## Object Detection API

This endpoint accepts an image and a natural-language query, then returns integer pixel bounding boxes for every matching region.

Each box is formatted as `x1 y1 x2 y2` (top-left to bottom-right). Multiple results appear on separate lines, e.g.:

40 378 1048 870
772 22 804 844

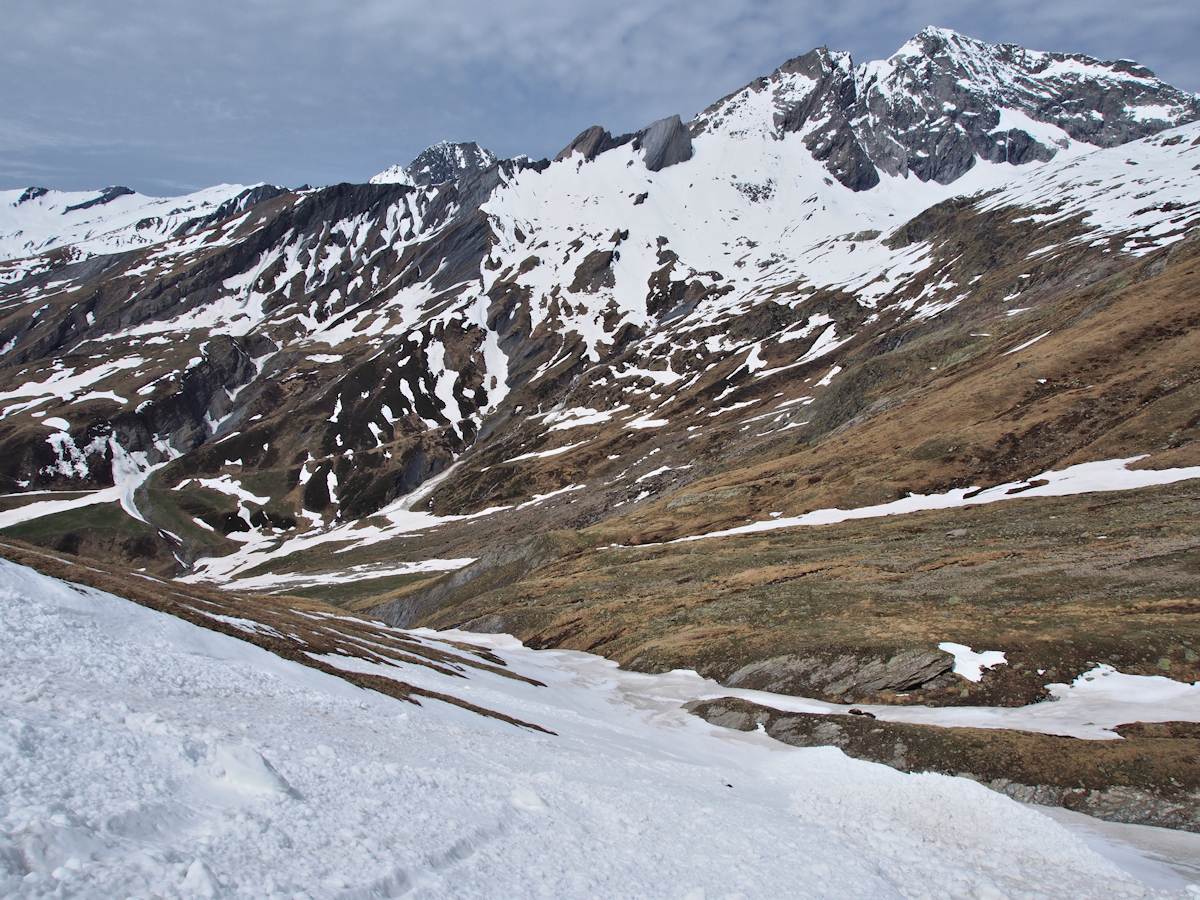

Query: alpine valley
4 26 1200 895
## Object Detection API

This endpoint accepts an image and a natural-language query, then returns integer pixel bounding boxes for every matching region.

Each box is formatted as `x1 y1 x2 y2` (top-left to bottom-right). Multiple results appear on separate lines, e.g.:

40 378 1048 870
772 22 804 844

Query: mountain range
1 25 1199 729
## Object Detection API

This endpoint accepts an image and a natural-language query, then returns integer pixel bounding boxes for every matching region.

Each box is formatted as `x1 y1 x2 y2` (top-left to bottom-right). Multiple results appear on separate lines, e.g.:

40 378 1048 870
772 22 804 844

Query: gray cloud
3 0 1197 193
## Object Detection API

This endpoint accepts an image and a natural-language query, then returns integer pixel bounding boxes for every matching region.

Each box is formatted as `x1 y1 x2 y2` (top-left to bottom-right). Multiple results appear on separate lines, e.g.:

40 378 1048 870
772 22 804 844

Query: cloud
2 0 1196 192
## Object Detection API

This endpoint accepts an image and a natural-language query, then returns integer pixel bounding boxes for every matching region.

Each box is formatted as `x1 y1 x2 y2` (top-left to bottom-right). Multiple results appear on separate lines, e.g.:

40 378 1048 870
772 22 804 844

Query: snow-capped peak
368 163 415 187
691 27 1200 191
370 140 498 187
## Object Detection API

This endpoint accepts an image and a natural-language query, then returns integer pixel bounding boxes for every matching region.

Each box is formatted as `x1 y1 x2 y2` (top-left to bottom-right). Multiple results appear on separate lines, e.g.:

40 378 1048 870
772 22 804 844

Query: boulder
636 115 694 172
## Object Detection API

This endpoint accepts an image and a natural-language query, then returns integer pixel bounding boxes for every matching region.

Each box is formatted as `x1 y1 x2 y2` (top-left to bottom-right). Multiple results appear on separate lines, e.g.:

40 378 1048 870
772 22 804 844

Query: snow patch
939 642 1008 682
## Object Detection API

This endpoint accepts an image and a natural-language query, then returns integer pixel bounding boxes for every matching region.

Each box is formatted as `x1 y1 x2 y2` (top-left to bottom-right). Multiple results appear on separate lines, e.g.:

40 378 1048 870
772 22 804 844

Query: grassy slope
403 240 1200 701
415 482 1200 701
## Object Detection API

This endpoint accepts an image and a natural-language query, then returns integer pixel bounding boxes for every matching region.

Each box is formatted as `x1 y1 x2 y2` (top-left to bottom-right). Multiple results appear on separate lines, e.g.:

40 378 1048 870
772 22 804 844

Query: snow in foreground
1 559 1197 898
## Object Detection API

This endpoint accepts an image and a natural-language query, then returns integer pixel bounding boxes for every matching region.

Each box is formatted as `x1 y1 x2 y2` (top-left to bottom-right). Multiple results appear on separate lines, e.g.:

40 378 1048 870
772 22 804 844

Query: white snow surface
219 557 475 592
732 663 1200 742
981 122 1200 256
3 557 1197 896
367 164 415 187
939 642 1008 682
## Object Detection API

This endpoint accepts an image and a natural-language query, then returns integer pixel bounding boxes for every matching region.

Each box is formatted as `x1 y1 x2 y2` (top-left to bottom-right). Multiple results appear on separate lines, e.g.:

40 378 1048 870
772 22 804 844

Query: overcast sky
4 0 1198 195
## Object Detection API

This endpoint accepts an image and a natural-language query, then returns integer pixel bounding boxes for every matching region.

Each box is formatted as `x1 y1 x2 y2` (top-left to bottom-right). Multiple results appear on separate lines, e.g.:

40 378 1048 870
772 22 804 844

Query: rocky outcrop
182 183 289 234
555 126 635 162
407 141 498 187
724 649 958 701
771 48 880 191
63 186 135 214
371 140 498 187
16 187 49 204
636 115 694 172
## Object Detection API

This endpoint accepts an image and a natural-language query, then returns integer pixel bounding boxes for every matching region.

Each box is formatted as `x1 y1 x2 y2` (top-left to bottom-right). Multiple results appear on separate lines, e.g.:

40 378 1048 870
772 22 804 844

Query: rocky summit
370 139 500 188
2 27 1200 836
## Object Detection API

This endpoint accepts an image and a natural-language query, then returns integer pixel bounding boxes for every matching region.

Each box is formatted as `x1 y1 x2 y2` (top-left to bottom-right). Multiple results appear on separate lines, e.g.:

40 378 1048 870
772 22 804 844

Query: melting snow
668 456 1200 544
1003 330 1051 355
939 642 1008 682
503 440 588 464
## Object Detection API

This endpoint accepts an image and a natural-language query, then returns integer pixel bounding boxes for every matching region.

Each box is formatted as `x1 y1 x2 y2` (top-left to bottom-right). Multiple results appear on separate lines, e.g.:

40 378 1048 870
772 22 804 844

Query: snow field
2 558 1197 897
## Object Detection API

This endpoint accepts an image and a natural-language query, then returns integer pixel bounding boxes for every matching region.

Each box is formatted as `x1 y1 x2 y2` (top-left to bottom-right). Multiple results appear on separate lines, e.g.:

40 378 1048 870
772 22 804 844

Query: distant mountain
0 183 280 279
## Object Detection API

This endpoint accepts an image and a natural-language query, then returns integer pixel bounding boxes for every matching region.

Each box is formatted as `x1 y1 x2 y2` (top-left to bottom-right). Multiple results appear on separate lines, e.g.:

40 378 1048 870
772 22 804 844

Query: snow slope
2 557 1197 896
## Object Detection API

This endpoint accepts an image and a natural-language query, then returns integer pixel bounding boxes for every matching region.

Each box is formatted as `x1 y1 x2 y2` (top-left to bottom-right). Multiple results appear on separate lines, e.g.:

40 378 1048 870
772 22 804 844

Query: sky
3 0 1198 195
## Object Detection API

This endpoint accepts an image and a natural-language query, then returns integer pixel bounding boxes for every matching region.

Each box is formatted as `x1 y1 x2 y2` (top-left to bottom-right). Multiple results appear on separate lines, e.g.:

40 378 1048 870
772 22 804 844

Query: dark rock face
369 140 501 187
636 115 694 172
182 184 289 234
16 187 49 204
405 141 498 187
555 126 635 162
848 27 1198 184
556 115 695 171
568 249 616 293
772 48 880 191
63 186 136 214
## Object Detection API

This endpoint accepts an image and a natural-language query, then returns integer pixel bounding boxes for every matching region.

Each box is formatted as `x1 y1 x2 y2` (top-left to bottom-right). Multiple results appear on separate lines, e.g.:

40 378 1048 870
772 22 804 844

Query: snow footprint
208 743 301 801
509 786 547 813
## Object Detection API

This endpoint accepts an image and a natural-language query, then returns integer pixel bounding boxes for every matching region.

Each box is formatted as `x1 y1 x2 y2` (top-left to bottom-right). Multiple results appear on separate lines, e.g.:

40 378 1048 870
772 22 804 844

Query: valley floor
2 558 1200 897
